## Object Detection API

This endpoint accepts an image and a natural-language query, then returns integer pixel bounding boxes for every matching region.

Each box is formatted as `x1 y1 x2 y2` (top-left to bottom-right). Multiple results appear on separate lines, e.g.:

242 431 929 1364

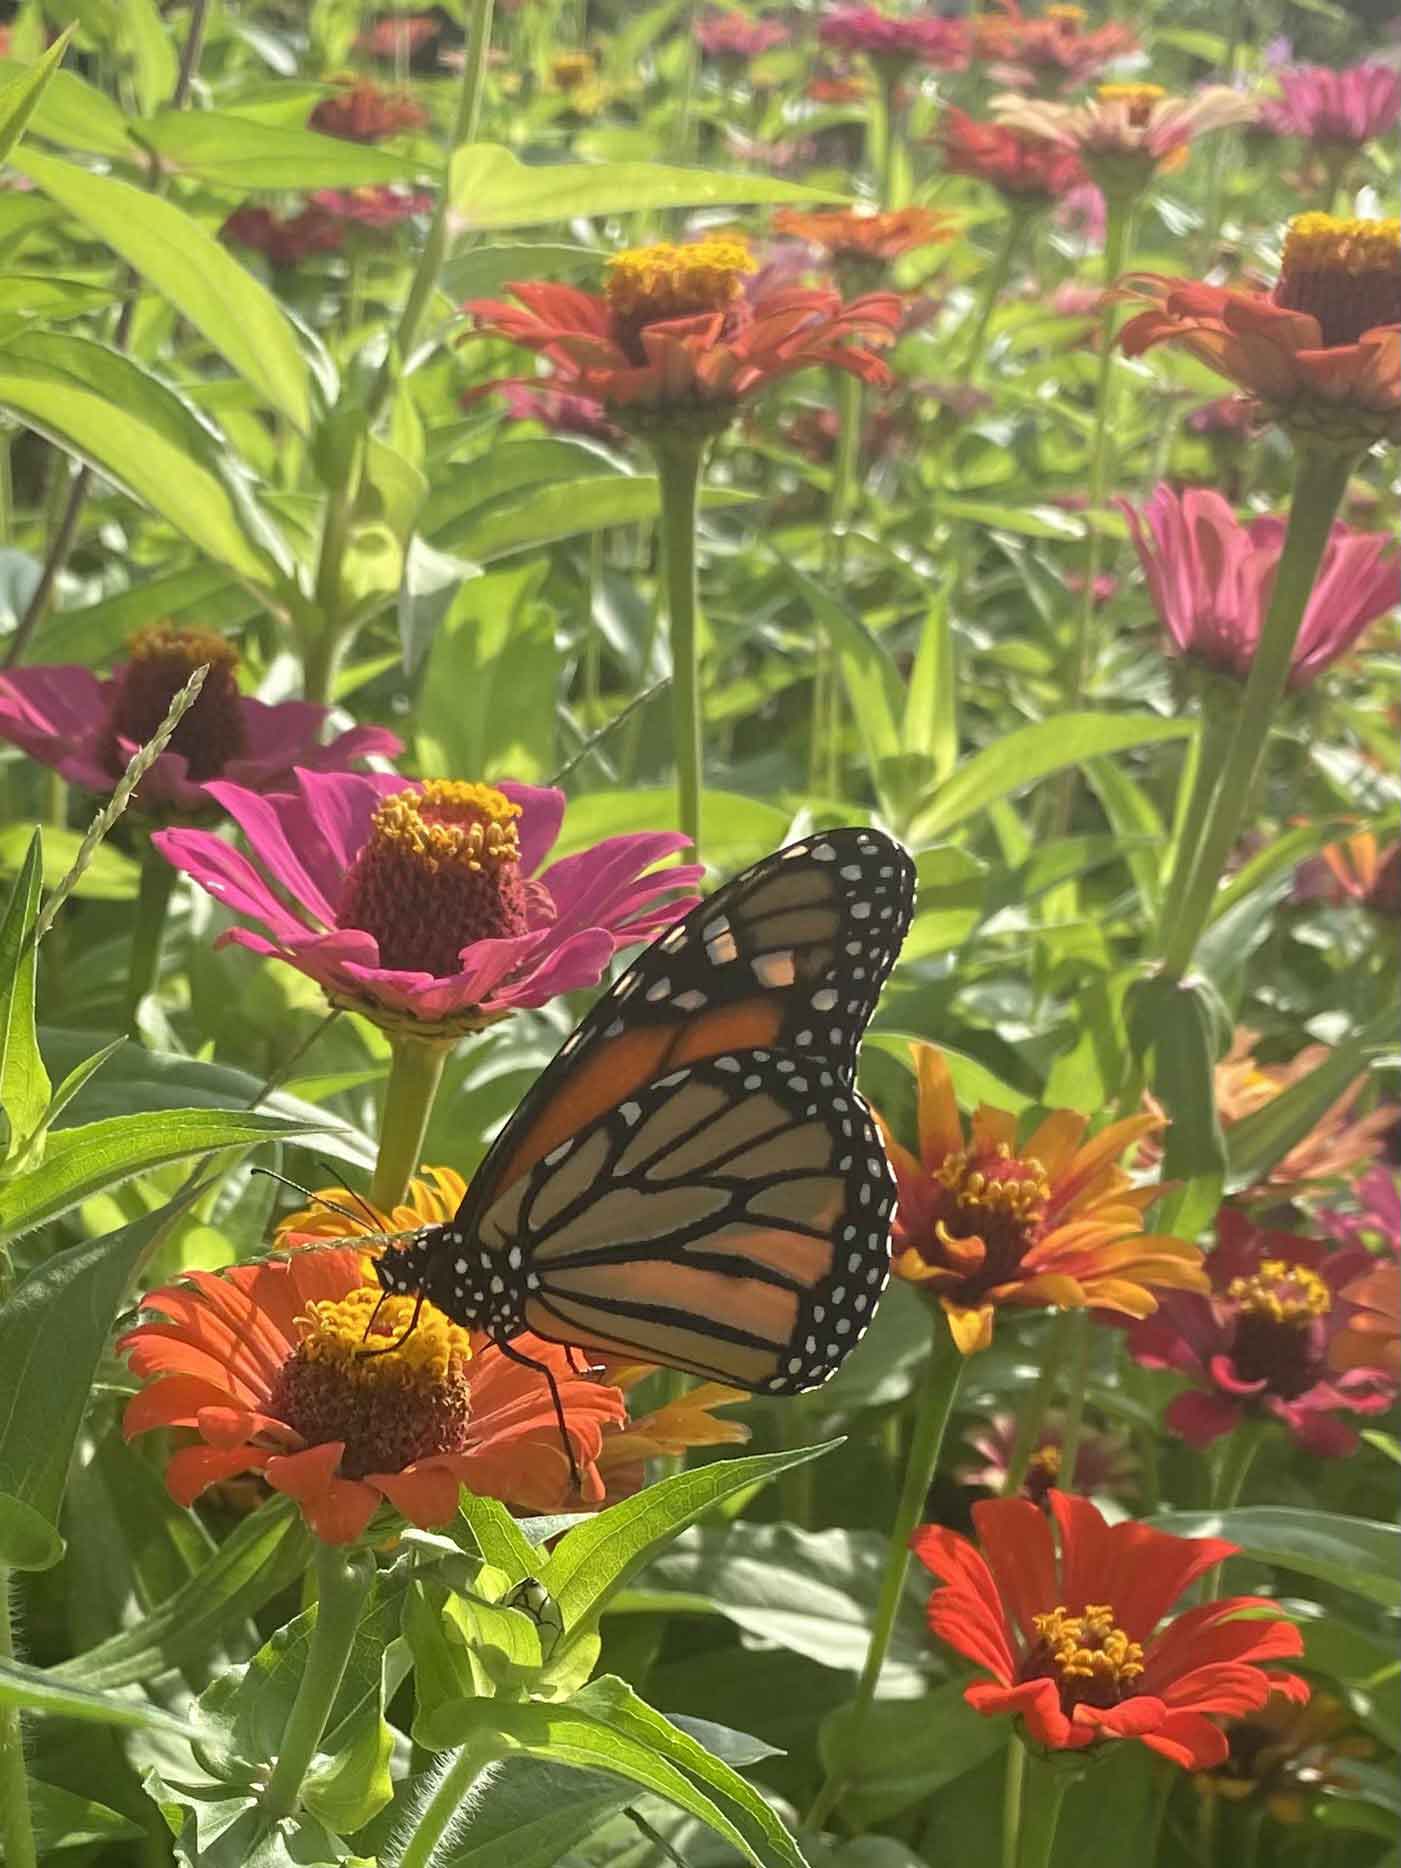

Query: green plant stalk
1159 445 1357 980
1052 1308 1094 1496
957 208 1030 384
261 1544 375 1821
1000 1342 1060 1497
1001 1736 1026 1868
876 67 904 208
1067 191 1136 705
653 435 709 865
124 841 178 1033
0 1572 37 1868
370 1036 453 1212
1016 1749 1080 1868
394 1726 501 1868
806 1321 965 1828
1158 682 1239 939
812 369 864 795
1203 1420 1267 1602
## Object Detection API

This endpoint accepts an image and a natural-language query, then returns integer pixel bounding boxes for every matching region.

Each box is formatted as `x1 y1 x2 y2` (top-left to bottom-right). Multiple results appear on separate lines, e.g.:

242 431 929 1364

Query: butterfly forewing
478 1049 895 1390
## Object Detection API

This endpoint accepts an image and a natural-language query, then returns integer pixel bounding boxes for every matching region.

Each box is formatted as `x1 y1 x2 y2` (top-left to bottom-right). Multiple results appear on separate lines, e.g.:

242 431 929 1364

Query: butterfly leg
357 1287 426 1356
495 1336 583 1496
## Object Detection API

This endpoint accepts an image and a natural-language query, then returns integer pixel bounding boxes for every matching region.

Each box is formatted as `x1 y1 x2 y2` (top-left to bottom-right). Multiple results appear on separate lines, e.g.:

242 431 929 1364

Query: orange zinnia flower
464 235 901 437
1120 213 1401 447
772 206 957 289
913 1490 1307 1767
1330 1260 1401 1379
1201 1689 1375 1823
1321 831 1401 917
119 1245 626 1543
873 1044 1205 1353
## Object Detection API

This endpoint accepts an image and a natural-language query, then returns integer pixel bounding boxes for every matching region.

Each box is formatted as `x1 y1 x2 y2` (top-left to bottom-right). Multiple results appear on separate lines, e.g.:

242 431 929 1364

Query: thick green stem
0 1573 37 1868
302 618 353 710
394 1727 500 1868
958 209 1029 384
653 436 708 865
1000 1736 1026 1868
262 1544 374 1820
1016 1749 1079 1868
1067 191 1135 707
1158 682 1238 939
125 842 178 1034
1159 446 1357 980
370 1037 452 1212
1052 1309 1093 1495
806 1322 965 1828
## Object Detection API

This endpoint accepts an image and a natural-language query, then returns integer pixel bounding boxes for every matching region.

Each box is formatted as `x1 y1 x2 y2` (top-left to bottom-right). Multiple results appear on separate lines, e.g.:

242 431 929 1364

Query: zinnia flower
972 2 1138 88
1124 1208 1398 1454
1119 213 1401 447
913 1489 1307 1766
992 82 1254 195
307 185 434 231
1329 1258 1401 1380
1323 1164 1401 1256
957 1411 1137 1506
817 5 969 72
309 80 429 142
483 381 627 445
771 206 957 292
464 236 900 438
872 1043 1205 1353
223 202 345 267
151 771 702 1034
356 15 441 63
0 626 399 817
934 106 1086 203
1319 832 1401 917
119 1245 627 1541
1260 63 1401 150
695 11 789 60
1200 1690 1375 1823
1119 484 1399 688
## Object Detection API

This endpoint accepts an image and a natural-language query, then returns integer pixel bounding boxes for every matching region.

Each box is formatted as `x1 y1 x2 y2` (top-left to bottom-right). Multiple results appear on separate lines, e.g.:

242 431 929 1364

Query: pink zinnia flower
1124 1208 1398 1456
1260 63 1401 149
818 5 969 71
152 771 702 1032
1323 1166 1401 1257
694 10 789 59
307 185 434 231
958 1411 1137 1506
483 381 627 446
0 626 399 817
993 82 1256 168
1119 483 1399 688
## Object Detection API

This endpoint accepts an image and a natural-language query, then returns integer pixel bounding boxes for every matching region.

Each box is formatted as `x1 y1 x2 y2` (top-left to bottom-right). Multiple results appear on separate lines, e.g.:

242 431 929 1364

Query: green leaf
903 585 956 787
135 110 430 186
0 822 139 902
539 1443 841 1641
52 1496 309 1692
427 1757 635 1868
119 0 177 115
458 1492 541 1581
0 26 77 165
28 1782 143 1852
0 830 49 1160
908 714 1188 844
0 1652 196 1736
415 562 558 782
12 146 313 431
817 1685 1007 1826
1126 974 1226 1239
0 1106 320 1244
436 473 750 562
940 498 1086 540
1149 1508 1401 1609
442 240 601 301
0 54 129 155
448 142 843 230
1083 755 1168 919
1226 1010 1395 1191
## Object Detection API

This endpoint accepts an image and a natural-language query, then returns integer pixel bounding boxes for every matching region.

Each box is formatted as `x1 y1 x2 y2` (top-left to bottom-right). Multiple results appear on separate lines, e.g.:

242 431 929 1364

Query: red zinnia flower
308 185 434 231
817 5 969 72
1124 1208 1398 1454
309 80 429 142
119 1245 628 1541
356 15 441 62
465 236 900 436
1120 213 1401 447
913 1490 1307 1767
223 202 345 267
935 106 1086 203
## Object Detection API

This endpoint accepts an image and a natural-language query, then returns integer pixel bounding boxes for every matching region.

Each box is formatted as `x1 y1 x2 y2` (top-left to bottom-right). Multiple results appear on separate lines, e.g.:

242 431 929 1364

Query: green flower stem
1016 1748 1080 1868
395 1726 501 1868
1001 1735 1026 1868
812 369 864 795
1157 680 1238 942
876 68 904 208
1159 445 1358 981
0 1572 37 1868
1067 190 1136 707
124 840 178 1034
806 1321 965 1829
1053 1308 1094 1493
1203 1420 1267 1602
301 618 353 711
1000 1339 1060 1498
653 434 709 866
261 1544 375 1822
370 1036 453 1213
958 208 1030 384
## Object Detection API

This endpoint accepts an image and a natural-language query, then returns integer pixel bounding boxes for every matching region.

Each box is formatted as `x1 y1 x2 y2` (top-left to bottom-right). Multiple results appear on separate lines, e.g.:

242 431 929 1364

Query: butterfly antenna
496 1337 583 1495
251 1165 381 1234
314 1157 384 1234
358 1286 427 1357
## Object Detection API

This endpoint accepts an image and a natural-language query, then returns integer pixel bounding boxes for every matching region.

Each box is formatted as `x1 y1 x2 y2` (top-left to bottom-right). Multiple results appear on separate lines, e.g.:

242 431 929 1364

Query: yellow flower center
337 780 534 980
1274 213 1401 346
1031 1603 1145 1701
1228 1259 1333 1325
100 623 247 783
605 236 757 326
935 1145 1051 1224
270 1285 474 1480
550 50 595 90
1046 4 1087 23
1096 82 1166 109
1029 1443 1062 1479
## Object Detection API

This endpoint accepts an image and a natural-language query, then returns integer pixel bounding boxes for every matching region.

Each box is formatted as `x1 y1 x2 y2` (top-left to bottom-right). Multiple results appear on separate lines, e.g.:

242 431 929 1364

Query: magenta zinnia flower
1260 63 1401 149
1119 484 1399 688
307 186 434 231
152 771 702 1032
818 5 969 71
694 10 789 59
0 626 399 817
1124 1208 1398 1456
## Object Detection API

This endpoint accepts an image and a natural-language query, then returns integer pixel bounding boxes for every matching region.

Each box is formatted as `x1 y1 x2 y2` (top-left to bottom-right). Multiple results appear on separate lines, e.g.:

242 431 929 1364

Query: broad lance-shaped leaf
0 1195 204 1569
0 1105 322 1244
11 147 313 431
134 111 429 187
1149 1508 1401 1610
0 1653 198 1737
1127 973 1227 1240
0 26 76 165
0 829 49 1161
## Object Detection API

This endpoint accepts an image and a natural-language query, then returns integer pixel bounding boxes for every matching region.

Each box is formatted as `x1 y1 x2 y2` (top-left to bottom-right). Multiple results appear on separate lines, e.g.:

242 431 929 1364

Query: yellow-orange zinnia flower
874 1045 1205 1353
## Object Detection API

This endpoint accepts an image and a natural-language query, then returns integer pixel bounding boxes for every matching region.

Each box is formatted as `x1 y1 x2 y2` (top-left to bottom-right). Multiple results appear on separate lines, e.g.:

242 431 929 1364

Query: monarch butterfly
372 826 915 1416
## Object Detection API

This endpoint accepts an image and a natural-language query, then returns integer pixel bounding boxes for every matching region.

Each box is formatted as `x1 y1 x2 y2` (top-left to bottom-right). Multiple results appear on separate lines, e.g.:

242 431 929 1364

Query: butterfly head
373 1228 441 1300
